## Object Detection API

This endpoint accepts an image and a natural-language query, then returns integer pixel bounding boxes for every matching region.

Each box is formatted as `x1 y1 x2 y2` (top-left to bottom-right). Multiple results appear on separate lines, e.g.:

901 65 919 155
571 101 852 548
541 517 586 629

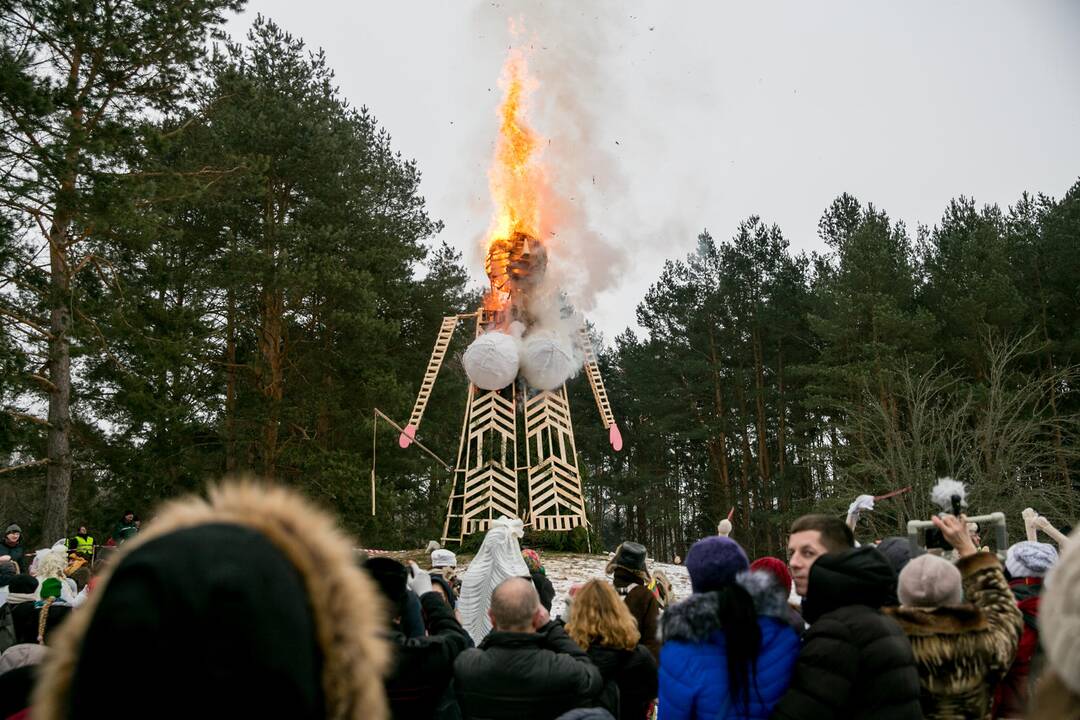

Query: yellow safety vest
74 535 94 556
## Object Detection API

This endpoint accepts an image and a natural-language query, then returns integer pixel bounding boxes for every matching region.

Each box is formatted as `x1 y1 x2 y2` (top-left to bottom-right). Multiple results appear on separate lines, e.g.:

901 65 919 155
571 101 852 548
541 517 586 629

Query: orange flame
484 48 548 312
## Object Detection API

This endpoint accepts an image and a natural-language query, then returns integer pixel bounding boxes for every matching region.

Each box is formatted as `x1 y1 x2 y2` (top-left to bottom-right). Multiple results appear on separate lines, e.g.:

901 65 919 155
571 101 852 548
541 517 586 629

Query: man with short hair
786 514 854 597
454 577 602 719
771 514 921 720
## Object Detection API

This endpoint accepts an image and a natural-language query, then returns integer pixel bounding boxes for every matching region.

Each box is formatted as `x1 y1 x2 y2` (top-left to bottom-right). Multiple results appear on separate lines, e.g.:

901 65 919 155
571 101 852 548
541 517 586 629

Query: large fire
484 49 549 314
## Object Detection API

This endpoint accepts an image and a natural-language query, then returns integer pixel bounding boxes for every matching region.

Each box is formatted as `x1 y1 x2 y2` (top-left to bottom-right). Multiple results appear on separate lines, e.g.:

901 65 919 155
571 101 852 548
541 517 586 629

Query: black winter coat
385 591 472 720
531 570 556 612
588 644 657 720
454 621 603 720
770 546 922 720
3 541 26 573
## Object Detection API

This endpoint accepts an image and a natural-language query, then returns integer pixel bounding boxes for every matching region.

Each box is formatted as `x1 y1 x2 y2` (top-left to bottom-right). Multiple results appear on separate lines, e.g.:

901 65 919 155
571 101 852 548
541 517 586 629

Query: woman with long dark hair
659 536 799 719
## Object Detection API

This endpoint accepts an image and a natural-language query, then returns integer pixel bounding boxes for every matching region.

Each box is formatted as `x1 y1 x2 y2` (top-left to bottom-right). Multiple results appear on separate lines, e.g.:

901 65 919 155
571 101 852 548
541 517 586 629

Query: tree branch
0 458 50 475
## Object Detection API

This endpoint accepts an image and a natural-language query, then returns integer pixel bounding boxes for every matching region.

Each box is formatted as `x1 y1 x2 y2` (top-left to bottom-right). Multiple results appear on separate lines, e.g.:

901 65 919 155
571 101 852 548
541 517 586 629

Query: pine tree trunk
224 287 238 473
707 329 732 513
257 285 284 479
43 211 73 542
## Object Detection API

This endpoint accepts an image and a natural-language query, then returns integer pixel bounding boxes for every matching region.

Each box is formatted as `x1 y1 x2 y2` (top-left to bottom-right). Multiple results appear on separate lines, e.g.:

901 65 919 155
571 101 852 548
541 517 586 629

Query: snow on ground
535 553 692 618
377 549 692 618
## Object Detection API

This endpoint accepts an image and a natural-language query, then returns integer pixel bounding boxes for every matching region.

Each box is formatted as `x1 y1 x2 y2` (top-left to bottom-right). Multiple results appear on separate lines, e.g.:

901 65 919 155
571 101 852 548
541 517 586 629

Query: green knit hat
40 577 63 600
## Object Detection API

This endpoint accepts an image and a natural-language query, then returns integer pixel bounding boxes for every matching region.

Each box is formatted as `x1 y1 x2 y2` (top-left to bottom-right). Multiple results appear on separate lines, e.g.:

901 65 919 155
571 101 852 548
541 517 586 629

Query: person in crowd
749 556 804 631
458 518 531 645
11 577 72 646
994 539 1058 717
365 557 472 719
432 547 461 599
431 571 458 609
30 483 390 719
651 569 674 609
67 526 94 562
111 511 137 545
29 547 76 605
0 560 18 653
0 642 48 720
884 513 1022 719
771 514 922 720
660 536 799 719
875 536 925 577
5 574 37 607
565 579 657 720
454 576 603 719
605 541 660 660
785 514 854 598
1031 525 1080 718
3 525 26 573
524 548 556 612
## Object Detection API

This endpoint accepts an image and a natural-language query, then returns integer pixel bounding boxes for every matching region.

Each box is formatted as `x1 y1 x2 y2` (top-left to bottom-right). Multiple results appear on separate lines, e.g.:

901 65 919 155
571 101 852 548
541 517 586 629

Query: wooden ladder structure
399 314 471 447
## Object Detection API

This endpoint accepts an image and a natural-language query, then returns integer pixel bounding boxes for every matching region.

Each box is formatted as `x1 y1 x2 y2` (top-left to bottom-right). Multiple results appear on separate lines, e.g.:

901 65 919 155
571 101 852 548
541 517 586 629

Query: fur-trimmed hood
662 570 788 643
32 481 391 720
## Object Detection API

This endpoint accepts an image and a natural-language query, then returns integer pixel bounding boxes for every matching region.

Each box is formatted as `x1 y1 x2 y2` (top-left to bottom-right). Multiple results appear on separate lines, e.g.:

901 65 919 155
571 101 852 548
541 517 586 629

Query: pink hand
609 424 623 452
399 424 417 449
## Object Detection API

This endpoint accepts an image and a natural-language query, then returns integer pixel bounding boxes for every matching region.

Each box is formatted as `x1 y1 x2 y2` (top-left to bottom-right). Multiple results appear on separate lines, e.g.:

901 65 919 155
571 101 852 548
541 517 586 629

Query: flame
484 48 548 312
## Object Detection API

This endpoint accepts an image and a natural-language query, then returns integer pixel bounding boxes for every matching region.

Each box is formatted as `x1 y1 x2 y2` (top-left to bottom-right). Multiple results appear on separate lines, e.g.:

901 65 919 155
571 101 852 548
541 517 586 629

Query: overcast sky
228 1 1080 339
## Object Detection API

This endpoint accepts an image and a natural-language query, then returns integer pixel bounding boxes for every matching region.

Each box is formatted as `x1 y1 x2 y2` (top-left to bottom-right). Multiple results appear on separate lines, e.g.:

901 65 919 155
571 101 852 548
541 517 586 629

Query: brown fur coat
885 552 1022 720
31 482 391 720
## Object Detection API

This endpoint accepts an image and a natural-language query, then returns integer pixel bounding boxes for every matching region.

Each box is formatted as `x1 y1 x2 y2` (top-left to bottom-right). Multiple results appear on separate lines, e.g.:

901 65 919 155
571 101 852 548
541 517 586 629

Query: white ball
520 332 578 390
463 332 520 390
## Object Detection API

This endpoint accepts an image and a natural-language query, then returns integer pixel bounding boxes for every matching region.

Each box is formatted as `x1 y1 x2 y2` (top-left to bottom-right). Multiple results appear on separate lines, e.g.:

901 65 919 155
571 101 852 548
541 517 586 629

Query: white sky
228 1 1080 339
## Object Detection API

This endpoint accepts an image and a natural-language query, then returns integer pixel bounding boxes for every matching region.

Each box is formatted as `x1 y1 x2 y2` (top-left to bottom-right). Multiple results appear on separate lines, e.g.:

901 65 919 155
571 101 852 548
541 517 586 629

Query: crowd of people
0 483 1076 720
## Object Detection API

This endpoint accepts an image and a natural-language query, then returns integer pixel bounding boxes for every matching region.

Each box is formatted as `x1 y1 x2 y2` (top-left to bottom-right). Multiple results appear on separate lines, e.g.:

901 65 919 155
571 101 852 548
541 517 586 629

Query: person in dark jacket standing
365 557 472 719
771 516 921 720
523 548 556 612
2 525 26 573
454 577 603 720
566 579 657 720
606 542 660 660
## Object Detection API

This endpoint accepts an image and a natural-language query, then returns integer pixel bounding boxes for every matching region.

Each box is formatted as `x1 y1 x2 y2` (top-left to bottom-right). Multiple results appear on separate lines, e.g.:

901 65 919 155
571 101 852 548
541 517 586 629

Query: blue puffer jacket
658 571 799 720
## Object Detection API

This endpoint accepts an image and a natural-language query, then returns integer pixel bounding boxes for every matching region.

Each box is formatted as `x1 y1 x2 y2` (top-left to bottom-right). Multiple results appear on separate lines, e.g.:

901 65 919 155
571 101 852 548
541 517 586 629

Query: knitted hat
39 577 63 600
685 536 750 593
1041 527 1080 694
750 556 792 595
897 554 962 607
430 549 457 568
876 536 925 575
363 557 408 616
1005 541 1058 579
10 574 38 594
5 524 20 535
522 549 542 573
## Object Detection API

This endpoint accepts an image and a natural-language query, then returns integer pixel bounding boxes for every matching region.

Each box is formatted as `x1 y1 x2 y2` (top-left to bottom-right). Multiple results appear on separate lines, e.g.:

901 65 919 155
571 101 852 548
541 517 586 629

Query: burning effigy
398 48 621 545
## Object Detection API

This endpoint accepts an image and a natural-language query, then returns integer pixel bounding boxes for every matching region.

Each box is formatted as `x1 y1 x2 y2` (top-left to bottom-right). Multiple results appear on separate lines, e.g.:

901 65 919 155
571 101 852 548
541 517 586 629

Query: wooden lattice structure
399 306 619 545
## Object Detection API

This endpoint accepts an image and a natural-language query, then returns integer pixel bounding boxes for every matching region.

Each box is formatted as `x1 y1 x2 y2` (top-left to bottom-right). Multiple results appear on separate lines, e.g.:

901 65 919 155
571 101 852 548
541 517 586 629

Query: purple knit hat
685 536 750 593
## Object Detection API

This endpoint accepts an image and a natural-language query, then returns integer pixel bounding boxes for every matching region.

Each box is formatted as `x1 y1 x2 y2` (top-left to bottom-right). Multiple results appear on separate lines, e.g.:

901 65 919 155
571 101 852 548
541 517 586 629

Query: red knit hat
750 556 792 595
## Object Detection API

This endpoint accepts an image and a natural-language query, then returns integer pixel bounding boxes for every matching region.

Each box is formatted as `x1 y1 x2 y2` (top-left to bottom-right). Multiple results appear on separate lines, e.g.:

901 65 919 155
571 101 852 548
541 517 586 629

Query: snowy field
375 549 692 618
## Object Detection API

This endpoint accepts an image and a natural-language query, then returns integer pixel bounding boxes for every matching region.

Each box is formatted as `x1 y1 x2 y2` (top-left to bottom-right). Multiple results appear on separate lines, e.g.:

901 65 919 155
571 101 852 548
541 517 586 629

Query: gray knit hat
898 553 963 607
1005 541 1058 579
1041 527 1080 694
5 524 21 535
